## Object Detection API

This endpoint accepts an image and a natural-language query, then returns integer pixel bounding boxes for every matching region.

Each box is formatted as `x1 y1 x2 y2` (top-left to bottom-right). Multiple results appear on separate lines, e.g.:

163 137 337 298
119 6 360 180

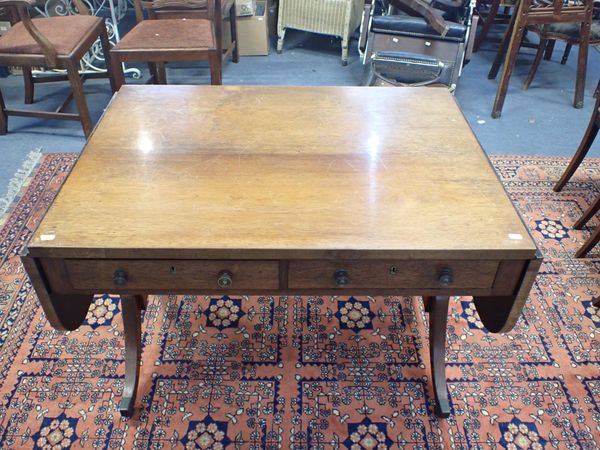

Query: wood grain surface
28 85 536 260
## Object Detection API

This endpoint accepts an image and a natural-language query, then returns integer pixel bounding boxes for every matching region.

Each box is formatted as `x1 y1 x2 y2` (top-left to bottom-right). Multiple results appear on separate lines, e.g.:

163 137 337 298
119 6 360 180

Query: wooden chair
109 0 238 88
554 79 600 192
0 0 116 137
522 21 600 91
487 0 593 118
574 194 599 257
474 0 514 51
554 79 600 257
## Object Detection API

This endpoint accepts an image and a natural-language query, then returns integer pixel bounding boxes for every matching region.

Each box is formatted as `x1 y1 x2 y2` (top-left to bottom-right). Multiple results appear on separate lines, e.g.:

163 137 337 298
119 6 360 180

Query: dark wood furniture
573 194 599 257
523 21 600 91
0 0 116 137
109 0 238 88
474 0 514 52
554 80 600 257
487 0 593 118
554 79 600 192
21 85 541 419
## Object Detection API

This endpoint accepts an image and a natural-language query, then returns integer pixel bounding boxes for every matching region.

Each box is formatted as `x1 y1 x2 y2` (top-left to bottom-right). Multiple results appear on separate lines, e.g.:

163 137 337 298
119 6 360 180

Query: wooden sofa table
21 85 541 418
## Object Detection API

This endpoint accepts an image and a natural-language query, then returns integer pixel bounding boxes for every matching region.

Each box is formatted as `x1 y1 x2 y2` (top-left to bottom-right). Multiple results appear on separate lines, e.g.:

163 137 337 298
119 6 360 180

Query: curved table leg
119 294 144 417
425 295 451 418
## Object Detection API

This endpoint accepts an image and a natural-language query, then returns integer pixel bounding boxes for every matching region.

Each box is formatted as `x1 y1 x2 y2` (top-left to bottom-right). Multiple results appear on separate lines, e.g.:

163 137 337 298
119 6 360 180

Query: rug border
0 148 43 222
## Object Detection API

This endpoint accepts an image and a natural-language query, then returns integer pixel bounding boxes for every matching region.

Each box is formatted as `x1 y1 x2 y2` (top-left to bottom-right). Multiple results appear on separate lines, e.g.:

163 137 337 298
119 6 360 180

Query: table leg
119 294 144 417
425 295 451 418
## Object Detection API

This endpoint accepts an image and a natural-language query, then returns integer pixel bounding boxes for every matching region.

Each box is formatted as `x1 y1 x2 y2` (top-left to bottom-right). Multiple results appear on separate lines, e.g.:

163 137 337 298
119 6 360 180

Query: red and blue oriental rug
0 154 598 449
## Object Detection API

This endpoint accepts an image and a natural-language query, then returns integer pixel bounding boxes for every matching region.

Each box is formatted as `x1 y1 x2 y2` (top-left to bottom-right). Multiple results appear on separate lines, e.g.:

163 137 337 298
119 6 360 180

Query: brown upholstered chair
522 20 600 91
0 0 116 137
109 0 238 88
487 0 594 118
573 194 599 257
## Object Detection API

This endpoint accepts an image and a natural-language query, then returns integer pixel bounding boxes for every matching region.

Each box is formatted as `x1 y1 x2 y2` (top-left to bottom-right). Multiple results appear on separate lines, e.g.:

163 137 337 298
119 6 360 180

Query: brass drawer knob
334 269 349 287
217 270 233 288
113 269 128 287
438 268 453 287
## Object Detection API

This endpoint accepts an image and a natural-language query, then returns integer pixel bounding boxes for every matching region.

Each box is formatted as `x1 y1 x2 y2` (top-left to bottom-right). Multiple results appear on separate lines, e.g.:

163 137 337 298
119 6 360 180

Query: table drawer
63 259 279 290
288 260 499 289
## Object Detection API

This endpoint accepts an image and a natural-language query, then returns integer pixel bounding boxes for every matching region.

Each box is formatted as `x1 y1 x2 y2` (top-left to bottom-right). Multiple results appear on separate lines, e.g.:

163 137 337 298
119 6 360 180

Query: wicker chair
277 0 365 65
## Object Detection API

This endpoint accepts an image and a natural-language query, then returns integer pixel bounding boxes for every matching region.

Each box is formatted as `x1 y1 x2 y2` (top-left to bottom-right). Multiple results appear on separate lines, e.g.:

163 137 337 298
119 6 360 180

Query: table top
28 85 537 260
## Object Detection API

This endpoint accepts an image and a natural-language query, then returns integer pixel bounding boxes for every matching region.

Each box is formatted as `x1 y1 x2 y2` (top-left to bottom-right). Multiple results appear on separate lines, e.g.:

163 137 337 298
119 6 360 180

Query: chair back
522 0 593 25
134 0 221 22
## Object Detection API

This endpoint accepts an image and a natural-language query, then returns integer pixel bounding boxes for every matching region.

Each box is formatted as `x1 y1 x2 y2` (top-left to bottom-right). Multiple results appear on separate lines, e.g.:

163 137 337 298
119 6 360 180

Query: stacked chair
360 0 475 88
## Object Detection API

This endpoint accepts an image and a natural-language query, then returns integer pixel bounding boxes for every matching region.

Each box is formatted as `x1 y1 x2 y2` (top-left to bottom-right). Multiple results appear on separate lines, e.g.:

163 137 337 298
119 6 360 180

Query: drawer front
64 259 279 290
288 260 499 289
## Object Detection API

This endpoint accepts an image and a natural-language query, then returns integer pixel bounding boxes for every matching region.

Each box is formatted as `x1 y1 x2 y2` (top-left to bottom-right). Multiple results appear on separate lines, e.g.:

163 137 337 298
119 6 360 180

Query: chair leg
543 39 555 60
491 19 527 118
22 67 34 104
474 0 500 52
574 195 600 230
561 43 572 65
156 63 167 84
574 21 591 109
209 51 222 85
488 6 516 80
0 87 7 135
148 62 158 84
229 3 240 63
109 53 126 91
575 226 600 258
554 113 599 192
65 59 93 138
341 37 349 66
277 28 286 54
98 27 117 94
523 38 546 90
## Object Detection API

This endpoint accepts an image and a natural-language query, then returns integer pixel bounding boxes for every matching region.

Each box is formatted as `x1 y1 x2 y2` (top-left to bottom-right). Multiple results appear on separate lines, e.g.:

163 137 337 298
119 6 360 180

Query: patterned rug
0 153 598 450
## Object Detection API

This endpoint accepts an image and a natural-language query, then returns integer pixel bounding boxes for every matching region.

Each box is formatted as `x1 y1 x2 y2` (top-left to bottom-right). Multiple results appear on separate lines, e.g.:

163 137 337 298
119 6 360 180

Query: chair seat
529 21 600 42
112 19 216 52
0 16 102 56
